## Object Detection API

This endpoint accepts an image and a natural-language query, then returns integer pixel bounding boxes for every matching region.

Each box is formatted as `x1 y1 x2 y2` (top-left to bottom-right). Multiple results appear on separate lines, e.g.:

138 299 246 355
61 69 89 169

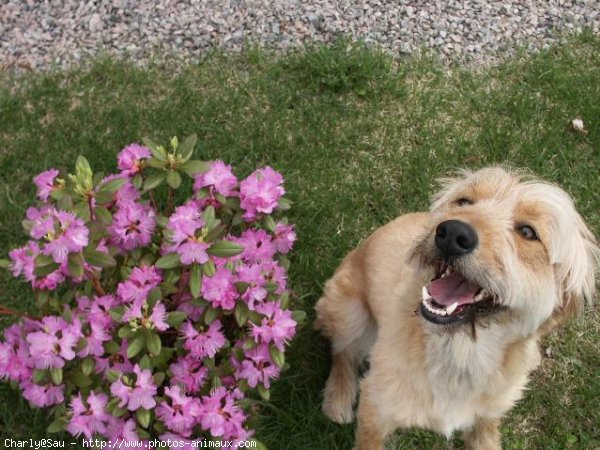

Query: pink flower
194 161 238 197
33 168 60 201
9 241 39 282
110 364 157 411
0 325 32 383
98 174 140 206
29 207 89 264
177 240 210 265
26 316 82 369
273 222 296 254
167 203 203 244
239 166 285 220
117 143 151 176
201 268 238 310
260 259 288 295
181 321 226 359
156 385 202 437
234 229 276 263
117 265 162 305
105 417 141 446
251 302 297 352
66 392 110 439
236 264 267 310
95 339 134 376
164 202 209 265
78 320 111 357
233 344 280 389
198 387 247 439
21 381 64 407
110 201 156 251
169 355 208 394
78 294 117 330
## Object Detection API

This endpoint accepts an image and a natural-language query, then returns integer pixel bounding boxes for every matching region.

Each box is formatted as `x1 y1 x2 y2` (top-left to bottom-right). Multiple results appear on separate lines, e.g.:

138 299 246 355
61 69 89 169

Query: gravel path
1 0 599 71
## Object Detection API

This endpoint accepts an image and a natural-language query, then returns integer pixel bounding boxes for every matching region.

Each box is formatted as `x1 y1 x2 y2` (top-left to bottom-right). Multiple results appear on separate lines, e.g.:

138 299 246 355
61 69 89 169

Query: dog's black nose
435 220 478 257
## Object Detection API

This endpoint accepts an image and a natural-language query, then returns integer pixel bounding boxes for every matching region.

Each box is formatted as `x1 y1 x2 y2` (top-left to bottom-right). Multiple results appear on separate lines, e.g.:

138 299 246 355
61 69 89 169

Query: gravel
1 0 599 71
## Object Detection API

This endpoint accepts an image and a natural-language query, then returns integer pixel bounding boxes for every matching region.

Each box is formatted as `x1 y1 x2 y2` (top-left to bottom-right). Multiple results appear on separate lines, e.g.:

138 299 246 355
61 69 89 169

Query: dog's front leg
463 417 501 450
354 382 390 450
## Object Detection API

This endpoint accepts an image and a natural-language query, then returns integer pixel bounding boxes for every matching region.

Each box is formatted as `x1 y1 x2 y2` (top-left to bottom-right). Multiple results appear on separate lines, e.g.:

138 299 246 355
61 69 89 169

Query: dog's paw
321 398 354 424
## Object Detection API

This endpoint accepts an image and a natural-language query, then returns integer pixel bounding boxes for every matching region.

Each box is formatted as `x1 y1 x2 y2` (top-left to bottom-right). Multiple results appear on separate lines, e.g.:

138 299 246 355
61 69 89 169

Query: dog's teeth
422 286 431 302
474 289 487 302
446 302 458 315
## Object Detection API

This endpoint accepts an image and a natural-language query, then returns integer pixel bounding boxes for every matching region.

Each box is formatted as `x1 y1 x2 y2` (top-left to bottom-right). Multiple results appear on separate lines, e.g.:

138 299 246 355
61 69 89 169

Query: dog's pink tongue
427 273 479 306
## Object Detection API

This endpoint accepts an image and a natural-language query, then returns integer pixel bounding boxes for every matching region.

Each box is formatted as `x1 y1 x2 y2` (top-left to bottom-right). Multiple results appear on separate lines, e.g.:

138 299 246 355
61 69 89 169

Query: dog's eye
455 198 473 206
517 225 538 241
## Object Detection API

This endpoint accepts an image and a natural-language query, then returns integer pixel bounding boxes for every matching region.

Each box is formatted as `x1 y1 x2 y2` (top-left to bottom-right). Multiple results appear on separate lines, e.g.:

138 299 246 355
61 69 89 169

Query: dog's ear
552 213 600 324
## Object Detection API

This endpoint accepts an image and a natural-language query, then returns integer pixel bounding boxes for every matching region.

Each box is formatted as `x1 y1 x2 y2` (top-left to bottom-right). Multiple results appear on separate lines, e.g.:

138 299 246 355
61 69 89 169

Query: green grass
2 34 600 449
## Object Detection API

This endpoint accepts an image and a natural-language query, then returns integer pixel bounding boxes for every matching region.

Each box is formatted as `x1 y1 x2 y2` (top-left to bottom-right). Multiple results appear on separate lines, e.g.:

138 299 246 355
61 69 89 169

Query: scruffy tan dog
315 167 599 450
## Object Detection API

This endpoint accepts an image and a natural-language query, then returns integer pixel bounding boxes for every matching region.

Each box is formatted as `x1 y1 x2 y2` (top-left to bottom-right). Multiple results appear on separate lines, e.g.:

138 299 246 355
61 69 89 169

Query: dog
314 167 599 450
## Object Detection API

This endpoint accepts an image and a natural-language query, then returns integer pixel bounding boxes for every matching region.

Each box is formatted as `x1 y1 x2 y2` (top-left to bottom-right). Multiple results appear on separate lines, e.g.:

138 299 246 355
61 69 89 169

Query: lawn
1 34 600 449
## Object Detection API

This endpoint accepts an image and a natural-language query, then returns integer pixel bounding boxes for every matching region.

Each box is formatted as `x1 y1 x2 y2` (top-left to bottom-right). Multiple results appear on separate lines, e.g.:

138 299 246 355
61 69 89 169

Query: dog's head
413 167 599 336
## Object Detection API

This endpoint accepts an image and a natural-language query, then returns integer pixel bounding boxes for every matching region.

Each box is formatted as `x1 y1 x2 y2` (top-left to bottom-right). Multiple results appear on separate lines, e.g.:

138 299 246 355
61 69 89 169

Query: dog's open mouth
420 262 501 325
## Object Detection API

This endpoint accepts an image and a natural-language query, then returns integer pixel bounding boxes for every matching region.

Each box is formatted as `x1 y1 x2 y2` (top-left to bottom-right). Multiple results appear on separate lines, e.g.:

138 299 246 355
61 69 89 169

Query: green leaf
142 137 167 161
207 240 245 257
136 408 151 429
33 369 46 384
94 206 113 224
262 215 277 232
109 306 125 322
83 248 116 268
139 355 152 370
269 345 285 368
292 310 307 324
0 258 11 270
67 253 84 278
47 418 67 434
35 254 54 267
201 260 216 277
50 367 63 385
189 263 202 299
147 157 167 169
34 261 59 277
257 384 270 401
166 311 188 327
204 307 221 325
127 334 145 359
203 205 217 229
166 170 182 189
73 200 91 221
144 330 162 356
118 326 134 339
76 155 92 177
100 177 127 193
81 357 95 376
153 371 166 387
181 160 210 177
71 371 92 388
132 174 143 190
235 302 249 327
57 193 74 211
106 370 120 383
177 133 198 163
155 253 181 269
277 197 292 211
204 223 227 242
147 287 162 306
94 189 113 204
143 172 166 191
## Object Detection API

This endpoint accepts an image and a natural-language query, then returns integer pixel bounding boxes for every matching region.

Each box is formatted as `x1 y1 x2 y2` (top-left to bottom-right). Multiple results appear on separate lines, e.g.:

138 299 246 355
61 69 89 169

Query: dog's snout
435 220 478 257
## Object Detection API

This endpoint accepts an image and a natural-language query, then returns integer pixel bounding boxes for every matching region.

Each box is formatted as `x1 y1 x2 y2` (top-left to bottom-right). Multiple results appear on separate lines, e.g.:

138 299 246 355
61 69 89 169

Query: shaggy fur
315 167 599 450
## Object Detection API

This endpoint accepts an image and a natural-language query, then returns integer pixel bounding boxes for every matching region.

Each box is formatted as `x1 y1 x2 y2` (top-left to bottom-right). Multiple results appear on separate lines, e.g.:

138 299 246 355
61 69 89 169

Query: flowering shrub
0 135 302 448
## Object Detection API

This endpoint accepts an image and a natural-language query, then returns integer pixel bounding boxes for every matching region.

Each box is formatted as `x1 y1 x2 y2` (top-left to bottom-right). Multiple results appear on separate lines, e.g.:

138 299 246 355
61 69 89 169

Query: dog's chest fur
421 325 540 436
